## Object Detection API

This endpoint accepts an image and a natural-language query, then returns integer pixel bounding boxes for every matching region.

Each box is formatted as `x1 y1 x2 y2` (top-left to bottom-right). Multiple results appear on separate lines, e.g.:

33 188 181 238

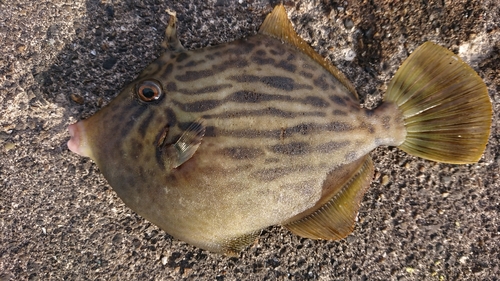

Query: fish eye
136 80 164 102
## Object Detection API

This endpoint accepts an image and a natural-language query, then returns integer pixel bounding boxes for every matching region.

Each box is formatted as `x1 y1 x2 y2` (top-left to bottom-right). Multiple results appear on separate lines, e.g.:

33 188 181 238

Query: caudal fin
385 42 492 164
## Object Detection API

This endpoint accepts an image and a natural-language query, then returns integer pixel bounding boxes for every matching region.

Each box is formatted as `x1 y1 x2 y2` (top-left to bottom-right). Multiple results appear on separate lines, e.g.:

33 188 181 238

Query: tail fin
385 42 492 164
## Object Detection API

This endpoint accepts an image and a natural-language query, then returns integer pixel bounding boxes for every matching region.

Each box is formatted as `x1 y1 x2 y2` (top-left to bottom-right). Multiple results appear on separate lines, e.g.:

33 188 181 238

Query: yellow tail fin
385 42 492 164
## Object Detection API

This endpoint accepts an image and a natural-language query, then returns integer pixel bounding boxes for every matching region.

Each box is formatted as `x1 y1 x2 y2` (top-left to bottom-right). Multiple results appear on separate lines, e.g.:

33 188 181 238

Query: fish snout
67 122 93 158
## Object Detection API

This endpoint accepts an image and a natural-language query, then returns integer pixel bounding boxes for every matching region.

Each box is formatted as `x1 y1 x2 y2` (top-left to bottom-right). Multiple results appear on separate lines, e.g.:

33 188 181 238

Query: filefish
67 4 492 255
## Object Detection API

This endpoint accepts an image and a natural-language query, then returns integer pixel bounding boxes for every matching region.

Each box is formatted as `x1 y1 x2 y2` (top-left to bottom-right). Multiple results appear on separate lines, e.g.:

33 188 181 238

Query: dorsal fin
259 4 358 100
161 9 185 52
283 155 373 240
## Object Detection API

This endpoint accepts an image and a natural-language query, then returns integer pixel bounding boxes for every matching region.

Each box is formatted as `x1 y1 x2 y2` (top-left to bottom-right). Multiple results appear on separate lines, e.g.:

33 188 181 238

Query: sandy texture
1 0 499 280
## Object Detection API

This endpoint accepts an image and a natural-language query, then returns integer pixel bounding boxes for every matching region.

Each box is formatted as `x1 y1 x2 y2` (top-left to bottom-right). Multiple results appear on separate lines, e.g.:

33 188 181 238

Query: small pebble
343 17 354 30
103 57 118 69
344 49 356 61
71 94 84 104
459 256 468 264
381 175 390 186
406 267 415 274
161 256 168 265
17 44 27 53
441 176 452 185
4 142 15 151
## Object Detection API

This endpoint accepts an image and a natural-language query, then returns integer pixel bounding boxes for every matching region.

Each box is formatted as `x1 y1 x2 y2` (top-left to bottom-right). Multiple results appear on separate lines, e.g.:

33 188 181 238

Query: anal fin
283 155 374 240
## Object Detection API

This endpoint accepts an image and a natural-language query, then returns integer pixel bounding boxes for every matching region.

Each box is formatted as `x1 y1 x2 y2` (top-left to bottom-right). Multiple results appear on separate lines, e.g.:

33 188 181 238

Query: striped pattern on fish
144 34 403 157
67 4 491 255
82 33 405 252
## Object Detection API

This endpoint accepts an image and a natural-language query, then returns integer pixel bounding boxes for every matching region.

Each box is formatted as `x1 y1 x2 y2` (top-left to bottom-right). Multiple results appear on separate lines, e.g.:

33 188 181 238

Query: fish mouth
67 121 94 159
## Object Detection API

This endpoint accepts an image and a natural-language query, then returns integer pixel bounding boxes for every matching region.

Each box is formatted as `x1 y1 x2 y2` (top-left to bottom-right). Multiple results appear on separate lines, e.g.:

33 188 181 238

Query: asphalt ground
1 0 499 280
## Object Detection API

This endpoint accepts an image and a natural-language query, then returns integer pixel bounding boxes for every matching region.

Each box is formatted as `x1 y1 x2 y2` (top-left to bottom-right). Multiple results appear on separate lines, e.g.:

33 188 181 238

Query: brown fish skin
68 33 406 253
67 5 491 254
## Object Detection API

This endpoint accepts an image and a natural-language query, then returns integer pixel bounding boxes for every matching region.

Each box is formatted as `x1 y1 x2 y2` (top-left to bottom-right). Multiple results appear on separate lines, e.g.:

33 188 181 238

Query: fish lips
67 121 94 159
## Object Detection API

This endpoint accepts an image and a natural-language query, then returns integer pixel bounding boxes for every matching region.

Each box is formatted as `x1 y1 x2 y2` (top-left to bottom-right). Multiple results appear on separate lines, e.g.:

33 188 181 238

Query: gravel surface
1 0 499 280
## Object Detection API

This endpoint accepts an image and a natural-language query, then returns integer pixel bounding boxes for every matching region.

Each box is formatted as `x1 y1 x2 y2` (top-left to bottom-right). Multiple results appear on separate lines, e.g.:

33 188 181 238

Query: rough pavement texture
1 0 499 280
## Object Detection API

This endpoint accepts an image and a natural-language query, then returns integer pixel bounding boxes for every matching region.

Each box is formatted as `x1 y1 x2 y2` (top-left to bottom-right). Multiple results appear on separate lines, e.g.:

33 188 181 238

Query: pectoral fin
166 119 206 169
283 155 374 240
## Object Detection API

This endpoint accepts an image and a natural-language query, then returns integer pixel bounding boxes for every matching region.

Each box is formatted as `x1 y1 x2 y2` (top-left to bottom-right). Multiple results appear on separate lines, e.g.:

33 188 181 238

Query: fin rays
385 42 491 164
259 4 359 101
165 118 206 169
283 156 374 240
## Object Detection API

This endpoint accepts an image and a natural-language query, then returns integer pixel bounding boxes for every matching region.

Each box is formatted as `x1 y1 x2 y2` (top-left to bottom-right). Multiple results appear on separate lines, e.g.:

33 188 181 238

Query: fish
67 4 492 255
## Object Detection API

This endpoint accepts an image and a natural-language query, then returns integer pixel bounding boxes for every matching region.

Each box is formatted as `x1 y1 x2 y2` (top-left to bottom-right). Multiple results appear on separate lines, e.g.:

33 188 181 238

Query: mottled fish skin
78 33 406 253
68 4 491 254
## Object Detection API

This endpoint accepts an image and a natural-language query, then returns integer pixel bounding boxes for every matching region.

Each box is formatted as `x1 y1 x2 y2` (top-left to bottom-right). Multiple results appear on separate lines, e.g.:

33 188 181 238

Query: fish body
68 5 492 254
